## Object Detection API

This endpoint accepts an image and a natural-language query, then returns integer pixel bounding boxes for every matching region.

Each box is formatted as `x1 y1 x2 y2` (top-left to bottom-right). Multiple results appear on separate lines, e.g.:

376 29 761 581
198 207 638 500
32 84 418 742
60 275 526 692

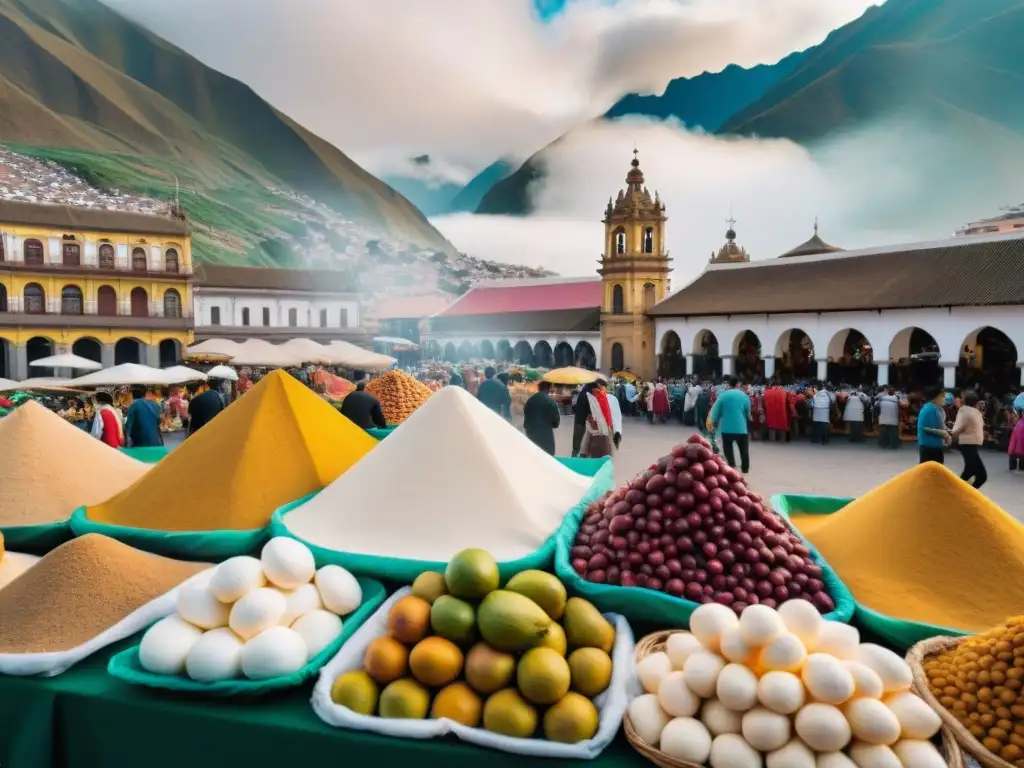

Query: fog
432 115 1024 284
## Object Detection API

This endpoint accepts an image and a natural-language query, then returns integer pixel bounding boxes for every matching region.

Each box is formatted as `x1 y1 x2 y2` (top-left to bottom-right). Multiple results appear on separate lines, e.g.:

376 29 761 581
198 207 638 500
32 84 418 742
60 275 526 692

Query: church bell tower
598 150 671 379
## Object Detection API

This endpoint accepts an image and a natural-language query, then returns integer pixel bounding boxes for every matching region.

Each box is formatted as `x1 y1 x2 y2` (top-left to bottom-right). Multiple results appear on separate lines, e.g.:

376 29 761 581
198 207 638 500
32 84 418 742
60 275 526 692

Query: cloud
101 0 878 176
431 115 1024 286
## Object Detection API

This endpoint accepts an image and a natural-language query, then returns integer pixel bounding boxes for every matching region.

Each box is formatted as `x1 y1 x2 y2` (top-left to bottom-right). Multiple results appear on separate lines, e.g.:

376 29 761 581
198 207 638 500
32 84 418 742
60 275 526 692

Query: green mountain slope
0 0 455 264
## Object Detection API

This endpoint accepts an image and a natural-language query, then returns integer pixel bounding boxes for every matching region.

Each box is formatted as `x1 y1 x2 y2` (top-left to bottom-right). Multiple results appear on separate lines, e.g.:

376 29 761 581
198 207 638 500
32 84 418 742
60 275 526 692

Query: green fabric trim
365 427 396 440
0 521 72 555
107 577 386 696
69 507 267 561
119 446 169 463
771 494 969 651
270 457 614 584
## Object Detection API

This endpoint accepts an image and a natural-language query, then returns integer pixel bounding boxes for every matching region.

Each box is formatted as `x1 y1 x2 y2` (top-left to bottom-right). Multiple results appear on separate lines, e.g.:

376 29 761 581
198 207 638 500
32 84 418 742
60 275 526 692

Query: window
24 239 44 266
242 308 250 326
643 282 656 311
163 289 182 319
61 285 83 314
164 249 179 273
98 244 115 269
612 284 624 314
62 242 81 266
643 227 654 254
288 308 298 327
262 307 271 326
97 285 117 316
320 309 328 327
24 283 45 314
0 284 7 312
612 343 624 372
0 237 5 262
210 306 221 326
614 228 626 255
131 248 148 271
130 287 149 318
340 308 349 327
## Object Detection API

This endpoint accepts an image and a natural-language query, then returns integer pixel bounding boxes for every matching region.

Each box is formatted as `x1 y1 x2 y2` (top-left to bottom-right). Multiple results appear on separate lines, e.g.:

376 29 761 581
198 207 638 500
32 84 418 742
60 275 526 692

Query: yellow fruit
543 692 600 743
465 642 517 695
568 647 613 697
411 572 448 605
504 570 568 620
563 598 615 653
409 636 464 687
330 671 380 714
378 678 430 719
539 623 567 656
483 688 538 738
430 682 483 726
363 636 409 684
387 596 432 645
517 647 572 705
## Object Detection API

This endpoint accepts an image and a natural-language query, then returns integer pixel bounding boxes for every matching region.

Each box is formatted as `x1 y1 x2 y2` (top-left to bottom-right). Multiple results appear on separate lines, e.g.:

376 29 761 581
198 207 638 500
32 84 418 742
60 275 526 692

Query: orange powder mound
366 370 433 424
790 462 1024 632
0 534 205 653
0 401 150 526
85 370 378 532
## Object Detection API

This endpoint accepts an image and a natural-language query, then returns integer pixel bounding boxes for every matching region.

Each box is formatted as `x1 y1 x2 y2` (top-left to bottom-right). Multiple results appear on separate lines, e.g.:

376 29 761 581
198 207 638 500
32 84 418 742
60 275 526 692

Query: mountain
0 0 455 265
384 157 515 216
720 0 1024 140
448 159 514 213
476 54 803 215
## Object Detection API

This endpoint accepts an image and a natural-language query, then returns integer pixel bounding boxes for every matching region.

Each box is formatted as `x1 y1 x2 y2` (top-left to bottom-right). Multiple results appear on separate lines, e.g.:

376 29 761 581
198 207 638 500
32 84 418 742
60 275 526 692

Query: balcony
0 306 193 331
0 260 194 280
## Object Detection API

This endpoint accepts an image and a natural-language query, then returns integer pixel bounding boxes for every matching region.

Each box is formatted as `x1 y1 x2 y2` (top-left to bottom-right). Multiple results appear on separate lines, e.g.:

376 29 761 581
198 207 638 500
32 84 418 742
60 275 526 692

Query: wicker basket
625 629 966 768
908 636 1010 768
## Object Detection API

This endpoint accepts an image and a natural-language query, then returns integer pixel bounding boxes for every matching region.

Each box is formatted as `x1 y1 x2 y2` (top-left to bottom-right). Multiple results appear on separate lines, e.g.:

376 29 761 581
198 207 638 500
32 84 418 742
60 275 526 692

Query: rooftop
436 276 602 318
0 199 188 237
194 264 358 294
373 294 452 320
429 307 601 335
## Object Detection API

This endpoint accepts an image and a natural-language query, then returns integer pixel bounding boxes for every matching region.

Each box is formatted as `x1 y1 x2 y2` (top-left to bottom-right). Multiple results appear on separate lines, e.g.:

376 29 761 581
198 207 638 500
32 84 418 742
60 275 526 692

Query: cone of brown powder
0 402 150 528
0 533 206 654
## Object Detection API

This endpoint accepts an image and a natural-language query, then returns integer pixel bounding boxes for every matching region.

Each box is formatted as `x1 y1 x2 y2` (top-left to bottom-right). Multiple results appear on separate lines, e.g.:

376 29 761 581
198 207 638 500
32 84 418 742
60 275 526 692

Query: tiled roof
779 233 844 258
194 264 358 294
0 200 189 236
649 233 1024 317
429 307 601 335
437 277 601 317
374 294 451 319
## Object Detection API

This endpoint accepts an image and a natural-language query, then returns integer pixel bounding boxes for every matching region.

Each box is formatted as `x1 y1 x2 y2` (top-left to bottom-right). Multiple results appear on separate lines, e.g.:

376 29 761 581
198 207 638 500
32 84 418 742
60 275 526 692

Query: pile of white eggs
139 537 362 682
628 600 945 768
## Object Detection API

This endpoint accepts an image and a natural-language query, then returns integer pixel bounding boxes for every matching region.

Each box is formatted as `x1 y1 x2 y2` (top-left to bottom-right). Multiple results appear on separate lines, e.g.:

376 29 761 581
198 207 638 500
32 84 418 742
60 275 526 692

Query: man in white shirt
875 386 902 449
811 386 835 445
843 386 871 442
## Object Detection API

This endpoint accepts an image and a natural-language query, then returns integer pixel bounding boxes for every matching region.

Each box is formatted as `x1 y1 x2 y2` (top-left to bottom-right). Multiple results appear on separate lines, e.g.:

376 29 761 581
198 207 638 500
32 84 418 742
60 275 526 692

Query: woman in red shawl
651 379 670 423
764 382 791 441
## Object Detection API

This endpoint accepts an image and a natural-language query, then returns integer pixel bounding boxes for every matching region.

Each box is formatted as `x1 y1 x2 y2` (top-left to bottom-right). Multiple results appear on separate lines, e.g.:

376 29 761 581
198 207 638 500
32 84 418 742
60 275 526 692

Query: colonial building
0 200 193 379
647 228 1024 390
422 277 602 369
373 294 452 347
192 264 366 344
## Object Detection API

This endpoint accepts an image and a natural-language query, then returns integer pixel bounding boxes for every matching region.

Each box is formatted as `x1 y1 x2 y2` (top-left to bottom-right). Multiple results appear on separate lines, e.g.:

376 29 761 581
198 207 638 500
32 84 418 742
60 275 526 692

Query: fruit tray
310 586 638 759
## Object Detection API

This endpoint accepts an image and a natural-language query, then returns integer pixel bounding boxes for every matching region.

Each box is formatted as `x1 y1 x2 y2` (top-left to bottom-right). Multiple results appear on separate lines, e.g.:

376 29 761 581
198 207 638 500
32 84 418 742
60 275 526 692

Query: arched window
612 284 624 314
131 247 147 271
262 307 271 326
643 227 654 254
163 289 182 319
0 284 7 312
130 287 149 318
24 283 45 313
62 242 81 266
210 307 221 325
612 342 624 372
242 308 250 326
24 239 44 266
164 249 179 273
288 308 298 327
614 228 626 255
98 244 115 269
61 285 83 315
643 282 656 311
320 309 328 327
97 285 117 316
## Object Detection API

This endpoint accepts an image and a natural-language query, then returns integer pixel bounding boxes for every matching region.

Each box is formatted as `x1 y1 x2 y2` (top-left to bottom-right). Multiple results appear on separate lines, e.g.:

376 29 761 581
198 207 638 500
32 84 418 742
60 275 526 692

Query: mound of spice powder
84 370 378 532
0 534 206 653
789 462 1024 632
0 401 150 527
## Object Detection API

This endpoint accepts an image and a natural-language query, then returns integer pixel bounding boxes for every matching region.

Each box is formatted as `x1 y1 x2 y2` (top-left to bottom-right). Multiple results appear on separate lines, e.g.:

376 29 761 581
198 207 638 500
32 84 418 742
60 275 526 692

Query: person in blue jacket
125 386 163 448
709 376 752 474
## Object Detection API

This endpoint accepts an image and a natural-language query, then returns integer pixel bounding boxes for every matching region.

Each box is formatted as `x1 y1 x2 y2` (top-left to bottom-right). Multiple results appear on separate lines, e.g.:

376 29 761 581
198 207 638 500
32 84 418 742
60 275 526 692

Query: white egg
778 599 823 652
314 565 362 615
758 671 806 715
856 644 913 694
138 615 204 675
738 604 785 648
710 733 762 768
742 706 792 752
209 556 265 603
845 698 901 745
661 717 713 764
291 610 343 661
885 692 941 740
721 629 758 666
683 651 726 698
816 752 858 768
229 587 287 640
717 663 760 712
760 632 808 673
659 671 701 717
891 739 947 768
666 631 705 669
638 651 674 694
848 741 902 768
845 660 885 700
185 627 244 682
627 694 671 747
260 537 316 590
276 582 324 626
240 626 307 680
701 699 743 736
802 653 856 705
176 582 230 630
767 738 815 768
795 703 852 752
816 621 860 660
690 603 739 654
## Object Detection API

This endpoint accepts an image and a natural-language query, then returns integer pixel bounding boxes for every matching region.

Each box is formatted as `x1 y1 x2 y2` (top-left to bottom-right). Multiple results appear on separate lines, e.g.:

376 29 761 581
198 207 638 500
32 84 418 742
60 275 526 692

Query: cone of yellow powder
71 370 377 560
788 462 1024 647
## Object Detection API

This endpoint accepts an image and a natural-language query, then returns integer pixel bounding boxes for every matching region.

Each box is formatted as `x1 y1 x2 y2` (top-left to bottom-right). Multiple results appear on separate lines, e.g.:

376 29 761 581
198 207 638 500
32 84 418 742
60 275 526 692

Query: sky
101 0 1022 284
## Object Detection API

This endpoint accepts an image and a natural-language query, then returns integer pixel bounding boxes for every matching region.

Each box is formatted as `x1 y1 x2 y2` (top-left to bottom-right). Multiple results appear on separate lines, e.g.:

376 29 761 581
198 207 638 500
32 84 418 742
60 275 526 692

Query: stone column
685 354 694 377
941 361 957 389
145 344 161 368
101 344 115 369
877 363 889 387
721 355 734 377
763 356 775 379
14 345 28 381
816 358 828 381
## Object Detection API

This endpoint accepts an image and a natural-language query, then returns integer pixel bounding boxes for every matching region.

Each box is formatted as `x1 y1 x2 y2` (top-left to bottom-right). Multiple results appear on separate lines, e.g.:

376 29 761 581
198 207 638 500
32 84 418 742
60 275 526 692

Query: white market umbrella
0 378 19 391
186 339 241 358
71 363 171 388
206 364 238 382
228 339 301 368
29 353 103 371
328 340 396 370
1 377 83 392
281 338 336 365
162 365 208 384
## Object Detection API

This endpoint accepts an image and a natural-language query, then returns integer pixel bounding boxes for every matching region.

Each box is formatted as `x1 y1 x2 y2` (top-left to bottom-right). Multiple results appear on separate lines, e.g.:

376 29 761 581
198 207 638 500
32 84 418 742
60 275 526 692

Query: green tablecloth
118 446 169 463
0 638 647 768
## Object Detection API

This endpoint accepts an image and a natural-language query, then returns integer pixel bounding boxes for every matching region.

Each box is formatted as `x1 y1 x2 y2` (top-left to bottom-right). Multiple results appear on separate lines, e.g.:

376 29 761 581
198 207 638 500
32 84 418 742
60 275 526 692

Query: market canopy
162 366 208 384
70 364 172 388
206 364 238 382
542 367 601 385
28 353 103 371
0 378 18 391
227 339 301 368
184 339 239 360
373 336 419 349
327 340 395 370
280 338 337 365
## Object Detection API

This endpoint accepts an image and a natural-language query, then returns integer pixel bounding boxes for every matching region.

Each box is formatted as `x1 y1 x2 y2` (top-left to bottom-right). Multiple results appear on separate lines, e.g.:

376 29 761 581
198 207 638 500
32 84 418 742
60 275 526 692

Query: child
1009 412 1024 471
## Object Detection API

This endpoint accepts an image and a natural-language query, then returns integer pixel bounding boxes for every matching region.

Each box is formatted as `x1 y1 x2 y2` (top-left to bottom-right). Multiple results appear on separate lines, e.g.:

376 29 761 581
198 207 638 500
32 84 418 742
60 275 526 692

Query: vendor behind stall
125 387 163 448
339 380 387 430
186 379 226 436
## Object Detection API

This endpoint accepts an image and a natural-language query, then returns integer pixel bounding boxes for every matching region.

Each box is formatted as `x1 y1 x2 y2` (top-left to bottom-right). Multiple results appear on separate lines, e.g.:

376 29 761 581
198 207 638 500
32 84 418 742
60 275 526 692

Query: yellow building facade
0 201 194 379
599 151 672 380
